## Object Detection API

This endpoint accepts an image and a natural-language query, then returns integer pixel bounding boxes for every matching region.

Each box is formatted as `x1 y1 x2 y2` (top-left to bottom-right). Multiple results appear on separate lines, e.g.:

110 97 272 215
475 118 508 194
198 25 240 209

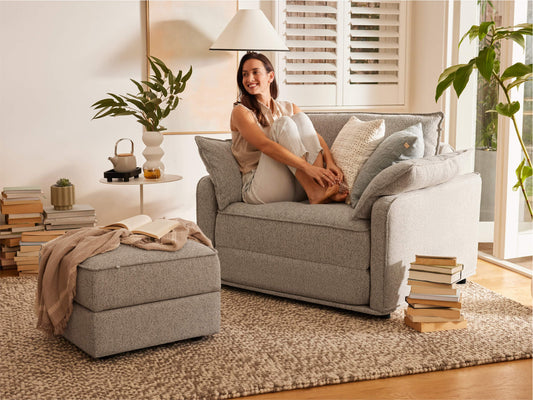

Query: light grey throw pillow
353 149 473 219
195 136 242 210
350 123 425 207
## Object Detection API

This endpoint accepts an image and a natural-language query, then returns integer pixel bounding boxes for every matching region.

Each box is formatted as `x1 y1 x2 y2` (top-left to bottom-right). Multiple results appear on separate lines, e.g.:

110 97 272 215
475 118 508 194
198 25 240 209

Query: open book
104 214 180 239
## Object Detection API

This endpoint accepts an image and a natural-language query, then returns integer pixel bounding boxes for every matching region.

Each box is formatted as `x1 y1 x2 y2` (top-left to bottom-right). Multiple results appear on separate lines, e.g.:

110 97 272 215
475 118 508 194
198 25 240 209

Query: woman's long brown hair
236 52 278 127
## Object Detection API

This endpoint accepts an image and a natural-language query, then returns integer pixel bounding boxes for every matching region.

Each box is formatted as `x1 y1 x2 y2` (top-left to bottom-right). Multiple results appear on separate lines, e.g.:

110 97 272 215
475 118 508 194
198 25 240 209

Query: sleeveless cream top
231 99 294 174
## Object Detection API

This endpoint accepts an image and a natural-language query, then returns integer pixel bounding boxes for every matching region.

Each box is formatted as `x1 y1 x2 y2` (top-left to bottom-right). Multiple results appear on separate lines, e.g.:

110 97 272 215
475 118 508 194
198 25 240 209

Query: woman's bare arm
231 105 336 187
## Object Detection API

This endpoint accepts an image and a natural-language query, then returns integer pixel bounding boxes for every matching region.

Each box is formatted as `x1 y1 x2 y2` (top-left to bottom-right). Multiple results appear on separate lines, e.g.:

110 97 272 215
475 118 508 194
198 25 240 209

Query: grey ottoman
62 240 220 358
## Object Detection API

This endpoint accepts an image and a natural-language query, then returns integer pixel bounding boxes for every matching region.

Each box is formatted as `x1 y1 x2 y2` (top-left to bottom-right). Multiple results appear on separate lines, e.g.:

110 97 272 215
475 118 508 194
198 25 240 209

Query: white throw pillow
330 116 385 194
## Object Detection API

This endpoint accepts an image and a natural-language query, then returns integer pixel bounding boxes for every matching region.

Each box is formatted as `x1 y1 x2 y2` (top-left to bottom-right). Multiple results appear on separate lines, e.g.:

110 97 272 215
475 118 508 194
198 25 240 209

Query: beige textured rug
0 277 531 400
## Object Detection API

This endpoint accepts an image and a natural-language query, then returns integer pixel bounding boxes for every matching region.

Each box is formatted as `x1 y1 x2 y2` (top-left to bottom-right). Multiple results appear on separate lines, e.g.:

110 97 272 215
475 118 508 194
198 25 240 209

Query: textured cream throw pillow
330 116 385 194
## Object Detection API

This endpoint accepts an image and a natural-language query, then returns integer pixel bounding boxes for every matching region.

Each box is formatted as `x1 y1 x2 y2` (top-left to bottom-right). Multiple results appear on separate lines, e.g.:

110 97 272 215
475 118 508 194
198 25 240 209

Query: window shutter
343 1 406 105
276 0 341 106
276 1 407 108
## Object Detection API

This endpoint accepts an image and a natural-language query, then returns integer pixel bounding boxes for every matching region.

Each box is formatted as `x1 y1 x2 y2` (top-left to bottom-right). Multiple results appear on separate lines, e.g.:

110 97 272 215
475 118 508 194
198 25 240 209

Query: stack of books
0 186 45 270
404 255 467 333
43 204 97 231
15 231 66 275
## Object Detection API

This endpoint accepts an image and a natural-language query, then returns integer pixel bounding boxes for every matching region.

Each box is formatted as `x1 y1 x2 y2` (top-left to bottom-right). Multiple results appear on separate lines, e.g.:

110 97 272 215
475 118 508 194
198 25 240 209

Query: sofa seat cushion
216 202 370 270
75 240 220 312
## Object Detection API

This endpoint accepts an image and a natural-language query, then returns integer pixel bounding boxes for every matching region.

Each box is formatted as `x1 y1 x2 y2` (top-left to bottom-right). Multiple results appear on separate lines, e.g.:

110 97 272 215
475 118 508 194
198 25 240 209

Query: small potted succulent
50 178 75 210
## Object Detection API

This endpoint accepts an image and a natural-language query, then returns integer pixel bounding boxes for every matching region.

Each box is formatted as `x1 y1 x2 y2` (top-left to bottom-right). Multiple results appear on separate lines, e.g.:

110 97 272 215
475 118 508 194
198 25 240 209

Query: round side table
99 174 183 214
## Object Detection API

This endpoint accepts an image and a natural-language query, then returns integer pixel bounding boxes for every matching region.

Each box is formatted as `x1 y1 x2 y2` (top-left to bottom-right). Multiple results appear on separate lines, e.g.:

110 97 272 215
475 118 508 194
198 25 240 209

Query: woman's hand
303 164 337 188
326 161 344 185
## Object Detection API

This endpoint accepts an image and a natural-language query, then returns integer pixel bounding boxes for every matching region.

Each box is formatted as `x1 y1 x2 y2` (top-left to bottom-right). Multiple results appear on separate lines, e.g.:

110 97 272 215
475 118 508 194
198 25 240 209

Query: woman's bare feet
329 190 348 202
308 184 340 204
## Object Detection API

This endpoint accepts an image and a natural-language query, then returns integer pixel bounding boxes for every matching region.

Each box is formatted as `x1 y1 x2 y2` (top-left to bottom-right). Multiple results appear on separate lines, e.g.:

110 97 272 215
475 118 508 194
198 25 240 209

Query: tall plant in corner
435 2 533 218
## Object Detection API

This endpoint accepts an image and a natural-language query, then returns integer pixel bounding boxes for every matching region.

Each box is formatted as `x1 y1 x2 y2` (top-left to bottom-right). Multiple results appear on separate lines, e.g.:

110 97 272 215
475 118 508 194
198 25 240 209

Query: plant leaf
182 66 193 82
107 93 127 106
502 63 532 80
130 79 144 94
435 72 455 102
476 46 496 81
513 158 533 192
459 25 478 47
148 57 162 79
507 73 533 91
478 21 495 41
507 31 526 48
495 101 520 117
453 62 474 97
150 56 170 74
142 81 161 93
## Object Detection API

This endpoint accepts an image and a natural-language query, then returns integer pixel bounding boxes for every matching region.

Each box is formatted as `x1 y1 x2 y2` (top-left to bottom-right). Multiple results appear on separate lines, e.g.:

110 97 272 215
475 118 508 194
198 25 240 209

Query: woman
230 52 347 204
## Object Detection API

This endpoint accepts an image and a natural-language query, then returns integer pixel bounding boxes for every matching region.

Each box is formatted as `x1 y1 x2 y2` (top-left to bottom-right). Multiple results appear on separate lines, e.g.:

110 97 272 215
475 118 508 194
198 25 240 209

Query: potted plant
435 2 532 218
50 178 75 210
91 56 192 179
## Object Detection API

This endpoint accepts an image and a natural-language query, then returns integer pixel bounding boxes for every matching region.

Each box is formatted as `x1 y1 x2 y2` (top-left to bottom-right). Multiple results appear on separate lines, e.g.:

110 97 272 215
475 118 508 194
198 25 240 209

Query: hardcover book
104 214 180 240
414 255 457 266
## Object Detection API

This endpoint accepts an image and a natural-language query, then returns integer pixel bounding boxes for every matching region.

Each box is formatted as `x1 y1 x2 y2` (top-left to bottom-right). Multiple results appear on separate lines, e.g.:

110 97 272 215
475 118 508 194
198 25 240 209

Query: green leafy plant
91 56 192 132
55 178 72 187
435 8 532 217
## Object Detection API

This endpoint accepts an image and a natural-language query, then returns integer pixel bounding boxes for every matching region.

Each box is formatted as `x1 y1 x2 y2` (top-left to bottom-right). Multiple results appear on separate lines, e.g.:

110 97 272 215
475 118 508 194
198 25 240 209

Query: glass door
492 0 532 266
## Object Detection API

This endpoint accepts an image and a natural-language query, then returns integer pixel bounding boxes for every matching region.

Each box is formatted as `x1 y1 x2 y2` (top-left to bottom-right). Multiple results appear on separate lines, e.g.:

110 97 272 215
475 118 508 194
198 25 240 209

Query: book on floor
0 237 21 247
405 306 462 320
405 313 465 323
6 215 43 224
2 186 43 198
408 269 463 285
406 296 462 309
414 255 457 266
21 231 65 243
43 204 96 218
18 244 42 252
404 315 467 333
407 292 461 302
409 263 464 275
409 284 461 297
0 200 43 215
103 214 180 239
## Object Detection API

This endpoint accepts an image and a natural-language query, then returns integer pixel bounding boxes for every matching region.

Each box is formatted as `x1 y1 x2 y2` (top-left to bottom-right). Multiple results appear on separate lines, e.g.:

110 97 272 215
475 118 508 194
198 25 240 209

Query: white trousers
242 112 323 204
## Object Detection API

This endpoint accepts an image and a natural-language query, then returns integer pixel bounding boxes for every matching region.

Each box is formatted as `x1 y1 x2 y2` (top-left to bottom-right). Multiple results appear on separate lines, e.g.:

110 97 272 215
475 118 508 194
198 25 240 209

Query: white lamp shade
210 9 289 52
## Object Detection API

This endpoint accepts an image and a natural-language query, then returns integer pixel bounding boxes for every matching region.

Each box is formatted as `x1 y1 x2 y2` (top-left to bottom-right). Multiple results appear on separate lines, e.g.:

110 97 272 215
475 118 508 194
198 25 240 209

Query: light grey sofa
195 112 481 316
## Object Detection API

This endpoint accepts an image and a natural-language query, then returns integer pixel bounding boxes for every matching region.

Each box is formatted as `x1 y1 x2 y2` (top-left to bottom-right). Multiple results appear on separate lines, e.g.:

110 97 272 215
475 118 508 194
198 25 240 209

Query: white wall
0 0 209 225
0 0 455 226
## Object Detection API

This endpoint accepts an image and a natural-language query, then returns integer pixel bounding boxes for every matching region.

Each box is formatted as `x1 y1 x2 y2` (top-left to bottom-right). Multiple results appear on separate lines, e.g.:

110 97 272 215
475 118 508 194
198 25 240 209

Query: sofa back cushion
308 111 443 157
195 136 242 210
352 149 473 219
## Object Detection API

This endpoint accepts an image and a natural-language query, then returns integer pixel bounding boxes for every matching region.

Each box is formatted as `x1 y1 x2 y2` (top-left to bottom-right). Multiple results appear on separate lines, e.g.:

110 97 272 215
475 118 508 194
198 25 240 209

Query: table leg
140 184 144 214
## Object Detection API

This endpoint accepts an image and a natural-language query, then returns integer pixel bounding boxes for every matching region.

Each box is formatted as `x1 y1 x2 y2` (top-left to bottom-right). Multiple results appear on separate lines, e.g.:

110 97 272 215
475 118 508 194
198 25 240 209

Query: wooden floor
1 259 531 400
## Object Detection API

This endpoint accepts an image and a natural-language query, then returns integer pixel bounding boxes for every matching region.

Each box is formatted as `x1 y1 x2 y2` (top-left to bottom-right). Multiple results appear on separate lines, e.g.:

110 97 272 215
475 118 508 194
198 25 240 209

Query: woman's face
241 58 274 99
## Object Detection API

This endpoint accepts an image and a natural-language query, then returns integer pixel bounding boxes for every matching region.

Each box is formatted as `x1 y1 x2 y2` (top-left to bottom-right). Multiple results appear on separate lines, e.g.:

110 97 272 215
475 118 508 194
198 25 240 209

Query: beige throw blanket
36 218 213 335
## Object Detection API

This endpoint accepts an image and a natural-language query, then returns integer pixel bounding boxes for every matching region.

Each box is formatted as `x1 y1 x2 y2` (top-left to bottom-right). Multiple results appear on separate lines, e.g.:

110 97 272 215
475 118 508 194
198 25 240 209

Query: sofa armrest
196 175 218 246
369 172 481 314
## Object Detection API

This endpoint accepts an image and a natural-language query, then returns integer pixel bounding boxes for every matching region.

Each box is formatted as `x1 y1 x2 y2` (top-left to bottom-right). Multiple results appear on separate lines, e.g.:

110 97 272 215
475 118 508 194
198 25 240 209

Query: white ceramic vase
142 131 165 179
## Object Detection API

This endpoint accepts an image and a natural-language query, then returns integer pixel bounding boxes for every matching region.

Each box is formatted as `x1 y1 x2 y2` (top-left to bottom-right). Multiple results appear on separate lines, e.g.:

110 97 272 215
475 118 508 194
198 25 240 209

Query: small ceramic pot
50 185 75 210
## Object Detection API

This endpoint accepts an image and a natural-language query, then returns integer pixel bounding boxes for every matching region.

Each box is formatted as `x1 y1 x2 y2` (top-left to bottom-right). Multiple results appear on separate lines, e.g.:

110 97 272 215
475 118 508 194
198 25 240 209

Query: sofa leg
457 278 467 284
377 314 391 319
